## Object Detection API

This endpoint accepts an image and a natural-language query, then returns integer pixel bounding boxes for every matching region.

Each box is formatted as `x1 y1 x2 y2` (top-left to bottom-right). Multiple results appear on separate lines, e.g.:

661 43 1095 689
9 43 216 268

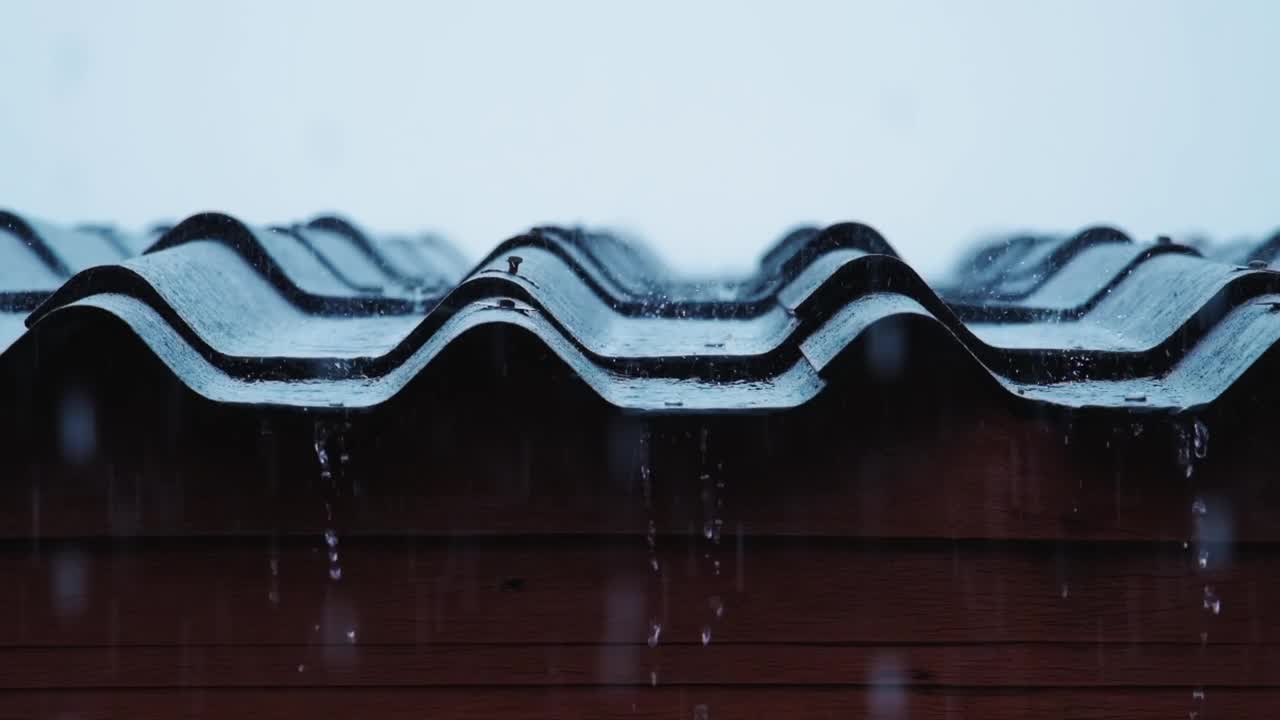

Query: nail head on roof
507 256 523 274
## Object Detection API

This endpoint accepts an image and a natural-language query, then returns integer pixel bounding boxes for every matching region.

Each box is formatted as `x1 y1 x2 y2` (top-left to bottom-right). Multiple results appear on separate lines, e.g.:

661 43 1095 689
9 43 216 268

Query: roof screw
1248 259 1269 269
507 255 523 274
1156 235 1173 245
498 298 516 309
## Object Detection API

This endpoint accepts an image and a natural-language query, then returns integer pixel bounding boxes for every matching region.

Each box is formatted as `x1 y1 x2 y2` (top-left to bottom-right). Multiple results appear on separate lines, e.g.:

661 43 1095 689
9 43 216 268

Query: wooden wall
1 321 1279 718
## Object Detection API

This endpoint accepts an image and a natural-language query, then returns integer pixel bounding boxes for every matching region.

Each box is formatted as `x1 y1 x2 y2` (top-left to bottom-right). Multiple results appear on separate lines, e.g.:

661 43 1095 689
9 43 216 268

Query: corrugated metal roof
4 208 1279 718
4 209 1279 413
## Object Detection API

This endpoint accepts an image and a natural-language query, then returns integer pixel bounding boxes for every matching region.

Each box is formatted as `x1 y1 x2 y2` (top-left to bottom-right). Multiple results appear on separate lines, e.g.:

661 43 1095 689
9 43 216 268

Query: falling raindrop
329 566 343 581
297 664 306 673
709 596 724 619
1193 419 1209 459
693 703 710 720
269 558 279 576
314 422 332 480
346 629 357 643
650 670 658 687
1175 425 1193 477
703 521 714 540
1192 688 1205 701
1197 549 1209 570
1202 586 1221 615
647 621 662 648
1060 583 1070 599
650 557 660 573
700 625 712 646
324 529 339 547
58 386 97 465
1192 498 1208 516
268 590 280 605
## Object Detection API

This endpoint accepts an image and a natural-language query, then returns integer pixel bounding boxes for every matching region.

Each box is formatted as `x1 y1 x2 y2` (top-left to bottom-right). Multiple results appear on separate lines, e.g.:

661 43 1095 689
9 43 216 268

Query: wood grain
0 642 1277 689
0 686 1263 720
0 539 1263 646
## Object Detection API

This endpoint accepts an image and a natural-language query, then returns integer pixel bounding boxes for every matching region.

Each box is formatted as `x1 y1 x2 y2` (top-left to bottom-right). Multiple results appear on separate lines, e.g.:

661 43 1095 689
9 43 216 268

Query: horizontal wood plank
6 409 1276 541
0 539 1264 646
0 642 1275 689
0 686 1262 719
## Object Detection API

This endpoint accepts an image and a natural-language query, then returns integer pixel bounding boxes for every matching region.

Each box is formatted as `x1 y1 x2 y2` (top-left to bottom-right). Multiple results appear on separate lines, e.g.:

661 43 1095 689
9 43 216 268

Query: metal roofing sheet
3 209 1279 414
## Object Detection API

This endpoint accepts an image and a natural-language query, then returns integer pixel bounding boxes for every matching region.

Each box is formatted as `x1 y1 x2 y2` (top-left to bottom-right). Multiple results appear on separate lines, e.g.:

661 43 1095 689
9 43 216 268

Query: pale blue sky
2 0 1277 276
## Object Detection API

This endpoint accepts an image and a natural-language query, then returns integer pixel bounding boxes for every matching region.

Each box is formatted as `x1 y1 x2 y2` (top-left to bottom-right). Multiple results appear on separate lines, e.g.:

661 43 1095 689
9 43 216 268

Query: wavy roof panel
3 210 1278 414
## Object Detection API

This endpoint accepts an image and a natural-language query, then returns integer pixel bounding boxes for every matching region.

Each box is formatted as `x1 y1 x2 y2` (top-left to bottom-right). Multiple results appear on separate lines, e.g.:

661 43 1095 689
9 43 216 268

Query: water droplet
713 559 721 575
693 703 710 720
346 629 357 643
709 596 724 618
1192 498 1207 516
703 521 714 540
1192 688 1205 701
324 529 339 547
1197 549 1209 570
647 621 662 648
297 664 306 673
1060 583 1069 599
700 625 712 646
314 422 331 478
1202 585 1221 615
329 550 340 564
1175 425 1192 474
650 670 658 687
267 590 280 605
1193 419 1209 459
329 566 343 581
1183 541 1190 550
269 558 279 576
649 557 660 573
1199 631 1208 645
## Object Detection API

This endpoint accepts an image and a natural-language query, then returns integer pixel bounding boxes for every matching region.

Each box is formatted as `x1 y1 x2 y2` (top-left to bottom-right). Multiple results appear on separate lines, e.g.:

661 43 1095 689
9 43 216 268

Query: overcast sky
2 0 1277 276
